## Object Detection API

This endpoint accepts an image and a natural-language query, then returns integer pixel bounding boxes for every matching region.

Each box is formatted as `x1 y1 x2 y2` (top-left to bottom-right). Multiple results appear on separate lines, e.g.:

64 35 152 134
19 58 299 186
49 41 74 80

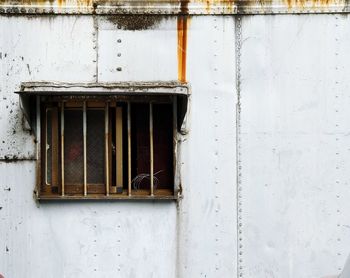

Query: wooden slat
51 107 59 190
105 102 110 196
109 106 113 194
149 103 154 196
127 102 132 196
39 189 176 201
36 96 41 198
60 102 65 196
83 101 87 196
173 96 178 197
116 106 123 193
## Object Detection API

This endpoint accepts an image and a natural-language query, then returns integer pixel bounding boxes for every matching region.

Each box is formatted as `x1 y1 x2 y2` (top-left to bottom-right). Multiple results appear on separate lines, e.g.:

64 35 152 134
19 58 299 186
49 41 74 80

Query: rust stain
177 0 189 83
177 16 188 83
196 0 234 12
0 0 93 9
205 0 211 12
0 0 348 13
284 0 335 9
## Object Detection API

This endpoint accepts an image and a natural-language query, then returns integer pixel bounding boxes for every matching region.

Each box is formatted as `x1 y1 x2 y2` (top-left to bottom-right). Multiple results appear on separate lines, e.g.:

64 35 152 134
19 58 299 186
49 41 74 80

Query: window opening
38 98 177 200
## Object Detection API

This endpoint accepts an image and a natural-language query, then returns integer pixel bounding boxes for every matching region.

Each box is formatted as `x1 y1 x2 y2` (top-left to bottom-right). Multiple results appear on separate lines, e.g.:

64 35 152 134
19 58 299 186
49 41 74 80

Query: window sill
37 189 180 201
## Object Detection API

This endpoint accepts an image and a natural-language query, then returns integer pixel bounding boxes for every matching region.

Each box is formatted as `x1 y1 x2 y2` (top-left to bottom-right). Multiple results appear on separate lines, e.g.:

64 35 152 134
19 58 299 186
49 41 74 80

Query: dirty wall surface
0 15 237 278
0 6 350 278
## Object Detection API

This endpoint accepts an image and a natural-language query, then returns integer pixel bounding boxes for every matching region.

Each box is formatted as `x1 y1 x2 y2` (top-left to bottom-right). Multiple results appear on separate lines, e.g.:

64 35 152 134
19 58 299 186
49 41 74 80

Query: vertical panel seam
235 15 243 278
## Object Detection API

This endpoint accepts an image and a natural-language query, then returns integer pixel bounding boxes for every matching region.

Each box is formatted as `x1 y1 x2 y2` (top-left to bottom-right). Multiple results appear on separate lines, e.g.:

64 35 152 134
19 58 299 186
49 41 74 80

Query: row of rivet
116 37 122 72
92 16 98 81
213 17 221 273
334 15 343 273
0 6 349 15
235 16 243 278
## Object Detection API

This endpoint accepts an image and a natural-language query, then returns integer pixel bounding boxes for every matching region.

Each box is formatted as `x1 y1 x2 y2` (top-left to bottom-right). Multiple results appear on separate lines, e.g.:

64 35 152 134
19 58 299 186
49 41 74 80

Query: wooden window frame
36 96 179 201
16 82 189 201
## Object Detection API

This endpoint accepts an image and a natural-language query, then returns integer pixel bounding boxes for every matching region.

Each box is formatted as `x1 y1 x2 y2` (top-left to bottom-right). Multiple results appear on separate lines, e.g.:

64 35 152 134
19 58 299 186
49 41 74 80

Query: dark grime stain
105 15 168 31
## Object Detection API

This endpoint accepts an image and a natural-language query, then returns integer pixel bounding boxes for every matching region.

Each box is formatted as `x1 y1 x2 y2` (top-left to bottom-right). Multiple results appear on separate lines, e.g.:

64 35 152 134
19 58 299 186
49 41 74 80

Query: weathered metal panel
0 14 238 278
0 161 178 278
177 15 237 278
0 16 96 160
97 16 178 82
2 7 349 278
239 14 350 277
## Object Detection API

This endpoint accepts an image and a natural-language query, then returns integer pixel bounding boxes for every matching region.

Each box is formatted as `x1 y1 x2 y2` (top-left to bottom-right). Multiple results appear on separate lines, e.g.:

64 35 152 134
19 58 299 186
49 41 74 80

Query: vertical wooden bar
60 102 65 196
116 106 123 193
83 101 87 196
45 108 49 185
173 97 178 196
35 96 41 198
127 102 132 196
149 102 154 196
51 108 59 189
105 102 110 196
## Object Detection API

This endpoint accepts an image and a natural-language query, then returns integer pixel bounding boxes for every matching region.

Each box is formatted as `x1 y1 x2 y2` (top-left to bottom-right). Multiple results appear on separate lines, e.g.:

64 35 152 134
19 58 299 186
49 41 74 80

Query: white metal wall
1 12 350 278
0 15 237 278
239 14 350 278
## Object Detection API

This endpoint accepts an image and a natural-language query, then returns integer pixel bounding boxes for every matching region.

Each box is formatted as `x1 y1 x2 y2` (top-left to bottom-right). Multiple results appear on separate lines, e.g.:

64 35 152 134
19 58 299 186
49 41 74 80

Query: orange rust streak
285 0 335 8
205 0 211 12
177 16 188 84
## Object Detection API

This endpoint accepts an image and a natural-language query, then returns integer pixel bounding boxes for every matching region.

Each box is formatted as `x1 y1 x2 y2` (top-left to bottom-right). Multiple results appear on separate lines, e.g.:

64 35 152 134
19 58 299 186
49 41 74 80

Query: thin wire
131 170 164 190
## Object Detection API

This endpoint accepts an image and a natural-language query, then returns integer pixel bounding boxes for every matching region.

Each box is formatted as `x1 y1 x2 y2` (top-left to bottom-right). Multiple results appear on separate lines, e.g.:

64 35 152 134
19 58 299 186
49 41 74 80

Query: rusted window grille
39 97 177 200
